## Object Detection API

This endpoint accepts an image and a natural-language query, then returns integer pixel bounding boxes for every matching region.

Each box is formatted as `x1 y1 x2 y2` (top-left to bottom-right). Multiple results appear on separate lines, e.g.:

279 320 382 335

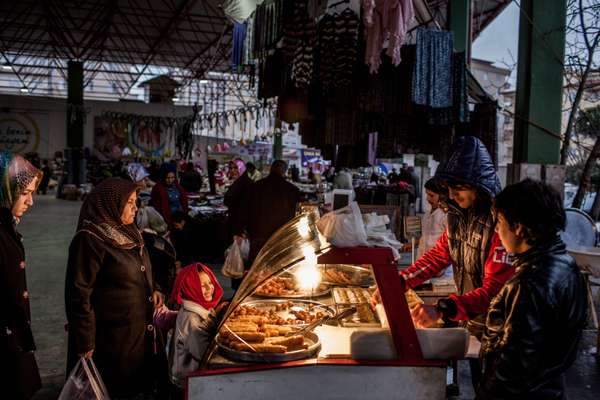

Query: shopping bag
222 241 245 278
239 238 250 261
58 357 110 400
316 201 369 247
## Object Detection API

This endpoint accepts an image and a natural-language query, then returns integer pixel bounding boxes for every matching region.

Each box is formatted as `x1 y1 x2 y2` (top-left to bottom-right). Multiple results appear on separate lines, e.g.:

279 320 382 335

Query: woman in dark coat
150 163 188 226
65 178 166 399
0 151 43 400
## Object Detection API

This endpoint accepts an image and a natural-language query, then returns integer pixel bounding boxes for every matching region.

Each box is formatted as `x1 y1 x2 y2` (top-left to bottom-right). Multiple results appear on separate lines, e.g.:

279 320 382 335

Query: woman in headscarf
127 163 152 190
150 162 188 226
0 152 42 400
65 178 166 399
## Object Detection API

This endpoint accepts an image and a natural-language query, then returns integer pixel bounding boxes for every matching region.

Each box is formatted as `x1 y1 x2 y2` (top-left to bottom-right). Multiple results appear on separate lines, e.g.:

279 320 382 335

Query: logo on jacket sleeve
492 246 512 265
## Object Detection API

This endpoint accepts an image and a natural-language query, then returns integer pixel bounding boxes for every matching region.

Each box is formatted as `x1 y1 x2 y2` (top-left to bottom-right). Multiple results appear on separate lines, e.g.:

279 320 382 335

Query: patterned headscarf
76 178 144 249
127 163 150 183
0 151 42 209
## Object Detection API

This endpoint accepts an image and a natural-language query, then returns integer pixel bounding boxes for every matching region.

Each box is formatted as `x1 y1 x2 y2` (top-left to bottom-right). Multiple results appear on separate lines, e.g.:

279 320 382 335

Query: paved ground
18 196 600 399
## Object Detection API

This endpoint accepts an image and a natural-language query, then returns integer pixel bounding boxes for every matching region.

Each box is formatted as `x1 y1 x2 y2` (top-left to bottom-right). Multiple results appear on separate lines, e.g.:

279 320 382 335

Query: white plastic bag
222 241 245 278
58 357 110 400
316 202 368 247
136 206 168 234
239 238 250 261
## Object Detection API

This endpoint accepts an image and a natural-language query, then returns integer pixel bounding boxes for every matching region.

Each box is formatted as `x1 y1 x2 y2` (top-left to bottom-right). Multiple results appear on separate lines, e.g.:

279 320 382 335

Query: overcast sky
472 2 520 84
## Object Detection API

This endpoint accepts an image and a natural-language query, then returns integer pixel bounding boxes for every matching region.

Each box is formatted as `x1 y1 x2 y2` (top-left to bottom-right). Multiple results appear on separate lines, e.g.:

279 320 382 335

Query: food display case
187 212 468 400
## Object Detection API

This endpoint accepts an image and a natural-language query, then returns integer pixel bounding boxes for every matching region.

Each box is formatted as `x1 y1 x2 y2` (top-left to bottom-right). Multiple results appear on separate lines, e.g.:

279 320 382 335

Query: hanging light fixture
1 62 12 70
20 86 29 93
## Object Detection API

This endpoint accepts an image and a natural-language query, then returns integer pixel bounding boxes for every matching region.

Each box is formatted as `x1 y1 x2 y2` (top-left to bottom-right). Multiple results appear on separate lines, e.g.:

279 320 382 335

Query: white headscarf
127 163 150 183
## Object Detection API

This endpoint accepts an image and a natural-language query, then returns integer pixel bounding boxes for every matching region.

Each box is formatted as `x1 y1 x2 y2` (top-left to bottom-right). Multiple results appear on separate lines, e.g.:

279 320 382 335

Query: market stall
186 212 469 399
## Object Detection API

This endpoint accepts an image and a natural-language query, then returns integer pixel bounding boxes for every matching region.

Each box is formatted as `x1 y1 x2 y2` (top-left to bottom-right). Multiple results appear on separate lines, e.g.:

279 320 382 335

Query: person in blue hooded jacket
373 136 515 387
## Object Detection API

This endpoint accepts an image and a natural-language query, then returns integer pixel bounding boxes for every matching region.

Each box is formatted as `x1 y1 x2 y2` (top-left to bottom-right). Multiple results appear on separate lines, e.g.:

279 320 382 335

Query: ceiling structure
0 0 511 102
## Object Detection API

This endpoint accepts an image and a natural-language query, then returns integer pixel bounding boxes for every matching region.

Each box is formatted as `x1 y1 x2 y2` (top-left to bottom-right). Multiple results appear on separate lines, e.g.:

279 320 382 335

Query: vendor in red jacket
374 137 515 387
150 162 188 227
374 137 514 335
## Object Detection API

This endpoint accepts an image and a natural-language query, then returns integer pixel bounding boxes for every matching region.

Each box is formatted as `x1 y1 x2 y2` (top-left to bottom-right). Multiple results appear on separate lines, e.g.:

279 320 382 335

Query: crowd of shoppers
1 137 591 399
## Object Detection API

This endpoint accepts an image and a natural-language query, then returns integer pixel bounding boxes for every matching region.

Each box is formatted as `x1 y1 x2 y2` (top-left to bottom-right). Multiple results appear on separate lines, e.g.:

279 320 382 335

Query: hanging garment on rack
317 13 337 89
252 0 284 59
285 1 317 89
223 0 265 23
243 16 255 64
419 50 469 126
362 0 414 74
232 22 247 69
334 8 360 87
317 7 360 90
412 27 454 108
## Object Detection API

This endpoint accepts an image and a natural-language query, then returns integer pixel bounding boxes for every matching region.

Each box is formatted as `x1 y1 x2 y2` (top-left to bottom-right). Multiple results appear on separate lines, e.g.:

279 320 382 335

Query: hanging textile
470 102 498 165
362 0 414 74
258 50 288 99
232 22 247 69
223 0 264 23
317 7 360 90
280 1 316 88
412 27 454 108
243 15 255 64
420 50 469 126
252 0 284 59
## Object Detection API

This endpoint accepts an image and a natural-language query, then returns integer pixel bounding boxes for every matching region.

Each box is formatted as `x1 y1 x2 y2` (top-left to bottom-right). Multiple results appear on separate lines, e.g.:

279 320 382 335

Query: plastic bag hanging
222 240 246 278
58 357 111 400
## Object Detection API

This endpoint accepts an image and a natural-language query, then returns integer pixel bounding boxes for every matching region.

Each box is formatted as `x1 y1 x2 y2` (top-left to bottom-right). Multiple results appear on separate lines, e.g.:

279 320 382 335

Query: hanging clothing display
419 51 469 126
223 0 265 23
317 7 360 90
232 22 247 69
243 15 255 64
281 1 317 88
412 27 454 108
252 0 284 59
362 0 415 74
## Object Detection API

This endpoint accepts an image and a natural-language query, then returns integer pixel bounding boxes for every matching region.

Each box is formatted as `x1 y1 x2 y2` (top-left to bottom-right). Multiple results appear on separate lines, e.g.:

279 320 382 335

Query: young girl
168 263 225 389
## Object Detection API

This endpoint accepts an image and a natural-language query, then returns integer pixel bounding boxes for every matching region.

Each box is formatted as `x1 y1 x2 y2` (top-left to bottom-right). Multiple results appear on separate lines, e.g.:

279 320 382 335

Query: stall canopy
0 0 510 97
0 0 235 98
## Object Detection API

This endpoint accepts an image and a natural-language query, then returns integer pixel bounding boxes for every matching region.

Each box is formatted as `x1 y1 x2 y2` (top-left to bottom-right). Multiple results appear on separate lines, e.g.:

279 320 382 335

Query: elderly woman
150 163 188 226
0 152 42 400
65 178 165 399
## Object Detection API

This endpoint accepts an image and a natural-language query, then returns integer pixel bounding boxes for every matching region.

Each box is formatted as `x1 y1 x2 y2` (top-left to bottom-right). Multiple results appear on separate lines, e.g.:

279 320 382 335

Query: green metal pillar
448 0 471 58
513 0 566 164
66 61 84 185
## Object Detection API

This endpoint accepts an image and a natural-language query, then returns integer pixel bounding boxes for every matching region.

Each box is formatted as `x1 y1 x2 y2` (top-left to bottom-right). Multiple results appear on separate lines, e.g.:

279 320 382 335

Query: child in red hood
168 263 227 389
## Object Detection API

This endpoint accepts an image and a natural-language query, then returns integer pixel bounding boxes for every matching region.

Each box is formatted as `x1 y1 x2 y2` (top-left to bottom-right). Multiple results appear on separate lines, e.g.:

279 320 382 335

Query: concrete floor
18 196 600 399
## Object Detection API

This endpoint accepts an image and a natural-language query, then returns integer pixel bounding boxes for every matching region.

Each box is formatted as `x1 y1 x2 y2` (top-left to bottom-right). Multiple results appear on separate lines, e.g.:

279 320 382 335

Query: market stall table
185 213 470 400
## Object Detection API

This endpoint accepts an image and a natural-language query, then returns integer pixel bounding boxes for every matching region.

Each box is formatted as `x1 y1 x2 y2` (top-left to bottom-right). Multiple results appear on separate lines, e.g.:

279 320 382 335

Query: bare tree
560 0 600 167
571 106 600 216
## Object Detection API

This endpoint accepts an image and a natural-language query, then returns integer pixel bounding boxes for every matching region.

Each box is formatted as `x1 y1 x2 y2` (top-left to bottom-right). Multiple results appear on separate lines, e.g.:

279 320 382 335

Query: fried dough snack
323 269 353 285
231 342 287 353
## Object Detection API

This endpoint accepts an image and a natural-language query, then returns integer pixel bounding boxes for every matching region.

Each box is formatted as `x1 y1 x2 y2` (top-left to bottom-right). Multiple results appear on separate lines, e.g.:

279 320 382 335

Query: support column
66 61 84 186
273 131 283 161
513 0 566 165
273 119 283 160
448 0 471 60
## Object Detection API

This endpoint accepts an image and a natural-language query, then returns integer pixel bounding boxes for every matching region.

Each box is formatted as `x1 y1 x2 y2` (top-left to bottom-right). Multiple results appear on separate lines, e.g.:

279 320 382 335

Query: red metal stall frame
186 246 445 399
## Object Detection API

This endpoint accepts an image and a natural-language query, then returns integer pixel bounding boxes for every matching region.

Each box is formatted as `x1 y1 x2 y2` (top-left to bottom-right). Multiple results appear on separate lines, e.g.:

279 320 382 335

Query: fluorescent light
199 79 209 84
20 86 29 93
172 96 180 102
2 63 11 70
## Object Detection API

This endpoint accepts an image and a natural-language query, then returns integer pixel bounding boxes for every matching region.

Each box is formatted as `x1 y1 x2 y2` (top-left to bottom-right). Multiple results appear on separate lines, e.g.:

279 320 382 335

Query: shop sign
302 148 322 165
0 113 42 154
